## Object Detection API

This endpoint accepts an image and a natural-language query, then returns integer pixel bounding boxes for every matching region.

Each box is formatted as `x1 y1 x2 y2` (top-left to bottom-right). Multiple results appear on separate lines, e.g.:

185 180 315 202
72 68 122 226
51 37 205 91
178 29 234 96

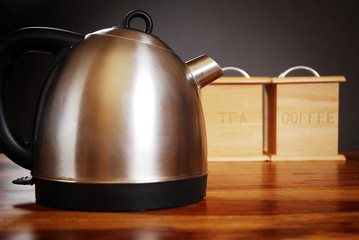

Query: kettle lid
87 10 172 51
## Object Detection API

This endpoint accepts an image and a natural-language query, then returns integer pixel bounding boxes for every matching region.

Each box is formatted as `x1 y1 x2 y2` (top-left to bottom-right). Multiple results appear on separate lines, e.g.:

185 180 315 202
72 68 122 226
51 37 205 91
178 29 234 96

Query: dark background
0 0 358 152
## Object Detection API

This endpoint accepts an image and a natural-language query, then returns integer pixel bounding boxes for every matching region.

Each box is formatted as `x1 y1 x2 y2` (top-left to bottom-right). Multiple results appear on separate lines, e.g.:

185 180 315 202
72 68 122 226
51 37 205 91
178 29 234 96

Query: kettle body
0 10 223 211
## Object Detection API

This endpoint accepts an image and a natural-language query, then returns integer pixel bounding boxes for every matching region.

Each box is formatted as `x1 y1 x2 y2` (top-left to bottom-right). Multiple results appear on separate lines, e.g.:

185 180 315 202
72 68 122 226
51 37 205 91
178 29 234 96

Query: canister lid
273 66 346 83
272 76 346 84
211 66 271 84
210 77 272 85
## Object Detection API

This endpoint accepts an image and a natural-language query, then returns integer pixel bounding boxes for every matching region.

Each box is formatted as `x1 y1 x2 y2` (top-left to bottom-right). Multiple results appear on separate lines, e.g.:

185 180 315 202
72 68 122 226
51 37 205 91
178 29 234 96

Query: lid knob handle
122 10 153 34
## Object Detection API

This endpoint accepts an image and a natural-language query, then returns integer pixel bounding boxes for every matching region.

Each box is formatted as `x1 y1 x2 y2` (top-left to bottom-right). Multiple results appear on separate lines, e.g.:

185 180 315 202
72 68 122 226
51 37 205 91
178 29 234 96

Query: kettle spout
185 54 224 89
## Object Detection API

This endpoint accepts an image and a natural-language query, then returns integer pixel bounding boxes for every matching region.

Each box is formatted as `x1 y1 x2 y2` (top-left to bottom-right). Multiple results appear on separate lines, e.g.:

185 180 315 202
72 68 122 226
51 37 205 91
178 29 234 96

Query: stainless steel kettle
0 10 223 211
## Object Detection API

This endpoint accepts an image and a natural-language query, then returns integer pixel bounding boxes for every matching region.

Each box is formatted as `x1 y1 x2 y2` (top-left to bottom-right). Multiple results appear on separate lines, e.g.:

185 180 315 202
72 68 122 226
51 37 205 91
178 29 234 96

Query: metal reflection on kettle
0 10 223 211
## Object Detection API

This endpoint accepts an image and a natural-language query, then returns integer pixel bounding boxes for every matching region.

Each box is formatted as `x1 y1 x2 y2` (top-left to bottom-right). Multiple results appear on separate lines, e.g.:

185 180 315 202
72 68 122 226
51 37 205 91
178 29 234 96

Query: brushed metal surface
32 27 223 183
186 55 225 89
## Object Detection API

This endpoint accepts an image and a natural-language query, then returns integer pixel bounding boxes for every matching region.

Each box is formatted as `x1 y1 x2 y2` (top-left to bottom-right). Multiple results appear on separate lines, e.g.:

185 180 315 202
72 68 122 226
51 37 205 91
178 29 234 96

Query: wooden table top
1 153 359 239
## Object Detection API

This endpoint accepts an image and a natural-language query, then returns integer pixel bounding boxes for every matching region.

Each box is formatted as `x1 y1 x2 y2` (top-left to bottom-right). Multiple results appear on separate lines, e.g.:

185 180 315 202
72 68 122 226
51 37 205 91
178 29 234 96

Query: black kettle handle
0 27 83 170
122 10 153 34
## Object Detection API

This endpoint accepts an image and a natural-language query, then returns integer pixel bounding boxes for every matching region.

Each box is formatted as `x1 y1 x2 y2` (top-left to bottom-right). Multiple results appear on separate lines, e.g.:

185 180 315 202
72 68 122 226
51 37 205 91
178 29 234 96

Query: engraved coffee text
281 111 335 124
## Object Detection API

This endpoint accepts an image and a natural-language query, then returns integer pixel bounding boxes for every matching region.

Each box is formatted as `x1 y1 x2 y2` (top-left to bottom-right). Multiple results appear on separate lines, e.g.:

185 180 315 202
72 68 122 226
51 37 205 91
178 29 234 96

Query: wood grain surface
265 77 345 161
1 153 359 239
201 77 271 161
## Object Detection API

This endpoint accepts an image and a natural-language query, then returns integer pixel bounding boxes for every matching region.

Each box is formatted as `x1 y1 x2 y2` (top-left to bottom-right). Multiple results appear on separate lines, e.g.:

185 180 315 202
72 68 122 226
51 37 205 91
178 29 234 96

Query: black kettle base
34 175 207 211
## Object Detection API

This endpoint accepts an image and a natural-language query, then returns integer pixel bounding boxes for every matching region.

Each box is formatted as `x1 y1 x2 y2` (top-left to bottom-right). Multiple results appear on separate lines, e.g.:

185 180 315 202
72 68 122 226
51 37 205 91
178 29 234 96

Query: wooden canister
201 67 271 161
264 66 346 160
